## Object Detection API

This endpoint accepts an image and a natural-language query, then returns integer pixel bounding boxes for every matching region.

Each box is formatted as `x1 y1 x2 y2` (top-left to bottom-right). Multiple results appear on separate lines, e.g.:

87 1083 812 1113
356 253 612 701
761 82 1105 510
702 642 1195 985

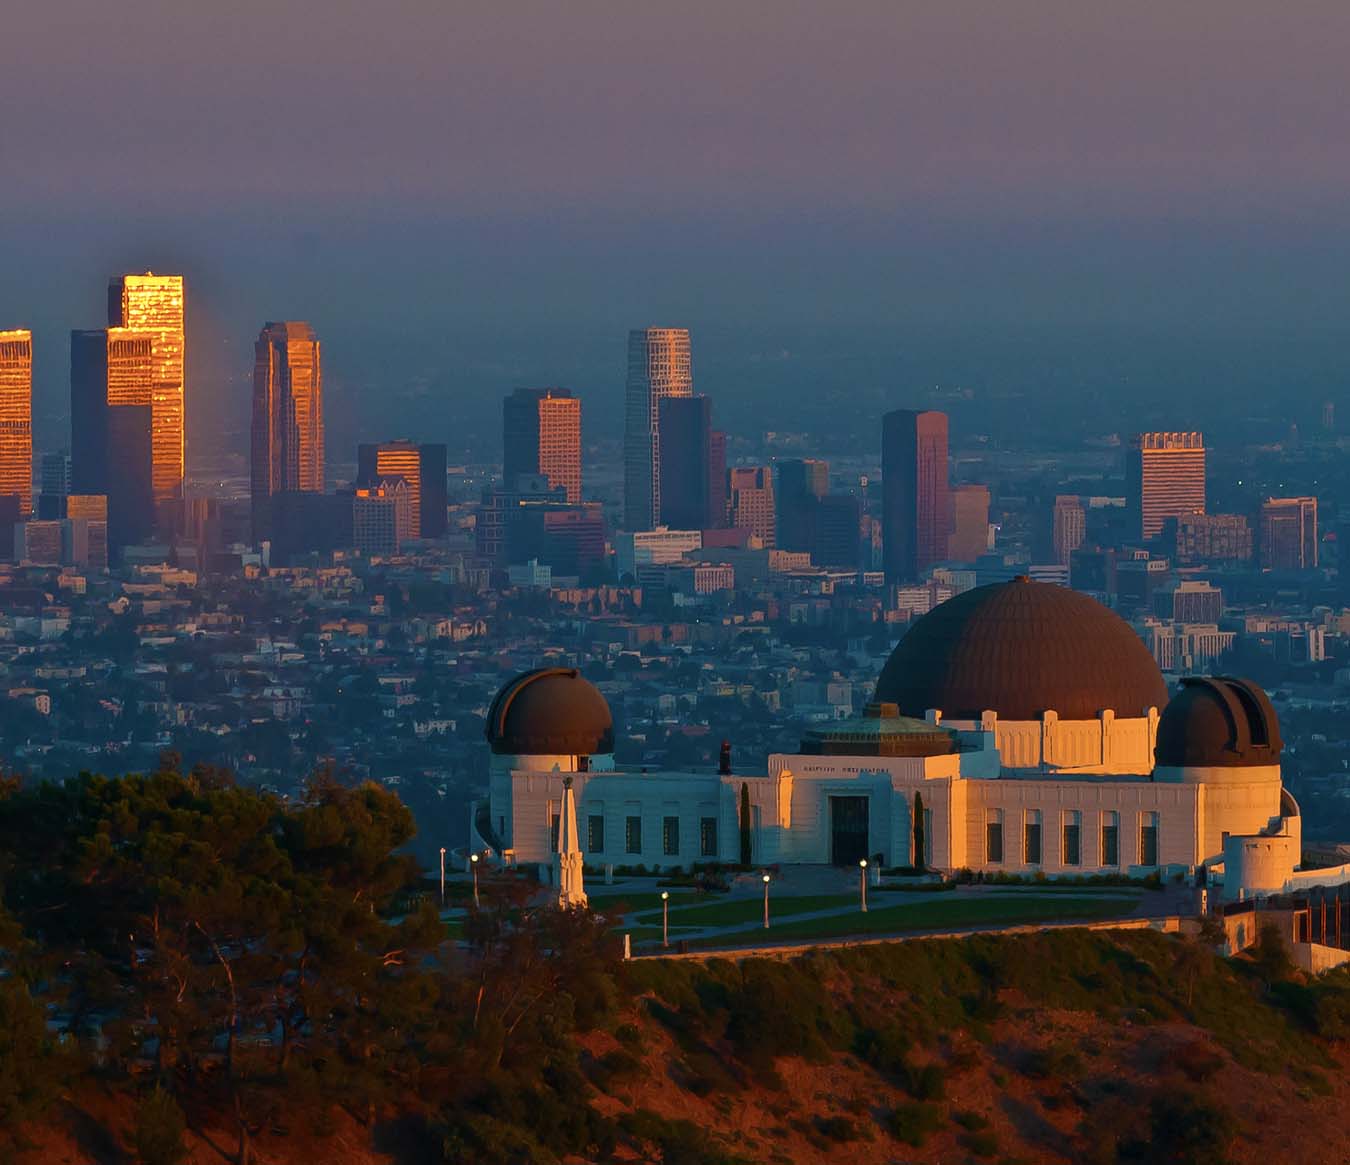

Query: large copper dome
876 578 1168 721
485 668 614 757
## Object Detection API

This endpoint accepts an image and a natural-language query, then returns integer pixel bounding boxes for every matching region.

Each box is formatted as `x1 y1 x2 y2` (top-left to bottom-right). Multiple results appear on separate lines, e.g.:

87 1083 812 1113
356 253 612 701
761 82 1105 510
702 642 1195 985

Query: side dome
1154 676 1282 768
485 668 614 757
876 577 1168 721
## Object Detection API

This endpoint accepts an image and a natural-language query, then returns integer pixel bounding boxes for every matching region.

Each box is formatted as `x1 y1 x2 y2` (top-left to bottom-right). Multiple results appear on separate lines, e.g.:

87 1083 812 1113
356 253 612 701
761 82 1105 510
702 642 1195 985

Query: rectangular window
985 809 1004 864
1062 811 1081 867
663 815 680 856
587 814 604 854
551 812 560 853
700 816 718 857
625 815 642 854
1101 812 1119 867
1140 811 1159 867
1024 810 1042 865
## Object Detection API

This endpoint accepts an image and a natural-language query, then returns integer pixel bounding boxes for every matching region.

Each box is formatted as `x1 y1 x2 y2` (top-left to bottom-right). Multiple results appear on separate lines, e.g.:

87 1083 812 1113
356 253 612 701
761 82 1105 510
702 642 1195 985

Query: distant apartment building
727 466 775 548
1161 580 1224 624
882 409 949 582
503 388 581 503
1142 620 1235 673
614 527 702 578
0 331 32 515
1166 512 1252 565
1127 432 1205 541
1051 495 1086 566
1260 497 1318 571
352 482 408 557
624 327 692 529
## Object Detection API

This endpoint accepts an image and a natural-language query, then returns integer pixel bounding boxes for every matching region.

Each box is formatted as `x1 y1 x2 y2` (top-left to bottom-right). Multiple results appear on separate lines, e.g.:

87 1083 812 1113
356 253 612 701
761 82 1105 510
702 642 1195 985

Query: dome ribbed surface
876 578 1168 721
1154 676 1282 768
485 668 614 757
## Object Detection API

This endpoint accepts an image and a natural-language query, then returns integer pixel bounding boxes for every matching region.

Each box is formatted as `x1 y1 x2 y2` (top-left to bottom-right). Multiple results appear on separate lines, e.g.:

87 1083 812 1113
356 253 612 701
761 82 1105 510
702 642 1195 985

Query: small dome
876 578 1168 721
1154 676 1282 768
485 668 614 757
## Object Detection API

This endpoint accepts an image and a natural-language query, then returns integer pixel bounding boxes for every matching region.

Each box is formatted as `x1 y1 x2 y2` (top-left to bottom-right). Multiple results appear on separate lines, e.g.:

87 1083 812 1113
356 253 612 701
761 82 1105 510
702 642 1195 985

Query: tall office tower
1166 512 1253 565
624 327 692 529
776 459 830 553
503 388 581 502
1322 401 1336 433
1052 494 1087 566
251 322 323 542
1260 496 1318 571
727 466 776 547
708 429 727 527
657 395 714 529
946 483 991 563
1127 432 1205 541
71 329 155 550
108 274 184 501
881 409 949 583
814 494 863 569
357 440 449 539
0 332 32 515
38 451 71 519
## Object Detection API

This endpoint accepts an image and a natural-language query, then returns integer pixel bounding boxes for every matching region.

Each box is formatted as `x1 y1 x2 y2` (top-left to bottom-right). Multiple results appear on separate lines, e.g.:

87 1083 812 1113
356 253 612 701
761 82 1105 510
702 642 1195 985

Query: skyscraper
357 440 448 540
503 388 581 502
708 429 727 528
727 466 776 547
1127 432 1205 541
1052 495 1086 566
946 483 991 563
0 331 32 514
38 451 71 519
1260 497 1318 571
882 409 949 583
776 459 830 553
251 322 323 542
108 274 185 501
71 329 156 550
657 395 714 530
624 327 692 530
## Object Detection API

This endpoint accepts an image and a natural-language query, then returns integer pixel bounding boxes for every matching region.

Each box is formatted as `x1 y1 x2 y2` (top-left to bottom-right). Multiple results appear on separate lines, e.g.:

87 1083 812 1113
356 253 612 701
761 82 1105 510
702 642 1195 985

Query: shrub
1170 1039 1223 1083
134 1087 188 1165
903 1062 946 1101
959 1129 1000 1157
886 1101 943 1147
1145 1086 1236 1165
855 1022 910 1077
814 1115 859 1143
952 1109 990 1131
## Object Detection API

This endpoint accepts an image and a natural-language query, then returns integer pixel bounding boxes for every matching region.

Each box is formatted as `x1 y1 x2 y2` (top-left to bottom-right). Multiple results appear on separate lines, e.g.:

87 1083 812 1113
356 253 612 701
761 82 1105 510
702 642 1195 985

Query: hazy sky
4 1 1350 457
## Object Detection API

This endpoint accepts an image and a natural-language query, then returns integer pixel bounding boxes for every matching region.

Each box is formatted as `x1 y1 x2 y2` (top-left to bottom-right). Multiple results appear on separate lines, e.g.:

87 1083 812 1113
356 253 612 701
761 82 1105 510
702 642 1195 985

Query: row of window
559 813 720 858
985 809 1159 868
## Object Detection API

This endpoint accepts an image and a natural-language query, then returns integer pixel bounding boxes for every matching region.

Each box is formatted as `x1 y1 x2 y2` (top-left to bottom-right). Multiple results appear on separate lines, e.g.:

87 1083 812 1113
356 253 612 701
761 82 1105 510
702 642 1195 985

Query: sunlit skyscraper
251 322 323 542
882 409 950 583
71 328 155 550
0 330 33 514
624 327 692 530
503 388 582 503
108 274 184 501
357 440 448 540
1127 432 1205 541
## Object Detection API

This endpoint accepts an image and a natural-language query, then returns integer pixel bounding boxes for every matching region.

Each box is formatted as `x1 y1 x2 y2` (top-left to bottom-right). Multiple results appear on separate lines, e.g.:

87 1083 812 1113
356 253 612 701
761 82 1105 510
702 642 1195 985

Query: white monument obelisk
555 776 588 910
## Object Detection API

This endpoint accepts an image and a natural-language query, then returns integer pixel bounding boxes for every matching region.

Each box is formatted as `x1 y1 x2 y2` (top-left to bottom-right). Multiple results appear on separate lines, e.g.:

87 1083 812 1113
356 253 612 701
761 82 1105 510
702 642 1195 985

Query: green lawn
587 889 700 914
692 893 1141 947
632 892 857 928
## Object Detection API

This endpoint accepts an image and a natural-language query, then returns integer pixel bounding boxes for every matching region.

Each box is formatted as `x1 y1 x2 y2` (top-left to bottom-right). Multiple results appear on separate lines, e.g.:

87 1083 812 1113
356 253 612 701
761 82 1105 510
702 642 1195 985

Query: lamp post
439 847 446 907
661 890 670 948
859 858 869 913
762 873 771 929
470 852 480 909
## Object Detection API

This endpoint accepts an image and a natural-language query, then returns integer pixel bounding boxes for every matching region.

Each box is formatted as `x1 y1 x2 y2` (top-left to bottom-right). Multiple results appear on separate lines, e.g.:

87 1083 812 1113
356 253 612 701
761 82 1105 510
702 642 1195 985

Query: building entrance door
830 796 869 866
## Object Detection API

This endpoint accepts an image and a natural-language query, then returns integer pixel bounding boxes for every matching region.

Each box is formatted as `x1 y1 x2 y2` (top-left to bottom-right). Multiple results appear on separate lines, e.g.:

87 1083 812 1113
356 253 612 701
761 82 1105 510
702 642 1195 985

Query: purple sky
4 3 1350 455
8 1 1349 216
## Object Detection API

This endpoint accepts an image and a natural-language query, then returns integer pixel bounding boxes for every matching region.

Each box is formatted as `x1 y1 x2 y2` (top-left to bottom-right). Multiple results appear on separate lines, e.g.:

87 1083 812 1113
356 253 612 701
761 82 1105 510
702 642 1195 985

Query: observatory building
471 578 1309 902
